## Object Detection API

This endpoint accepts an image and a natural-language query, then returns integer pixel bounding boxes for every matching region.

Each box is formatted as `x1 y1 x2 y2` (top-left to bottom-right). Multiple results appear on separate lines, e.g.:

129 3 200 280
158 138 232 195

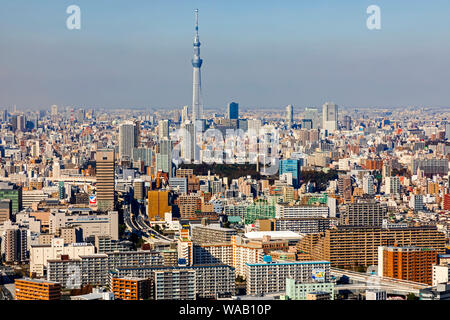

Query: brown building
148 191 171 220
112 277 151 300
379 246 437 285
297 226 445 269
0 199 11 224
96 149 115 212
15 278 61 300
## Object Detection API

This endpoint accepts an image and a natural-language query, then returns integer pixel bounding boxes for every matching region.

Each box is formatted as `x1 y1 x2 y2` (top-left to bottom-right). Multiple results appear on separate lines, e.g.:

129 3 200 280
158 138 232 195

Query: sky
1 0 450 111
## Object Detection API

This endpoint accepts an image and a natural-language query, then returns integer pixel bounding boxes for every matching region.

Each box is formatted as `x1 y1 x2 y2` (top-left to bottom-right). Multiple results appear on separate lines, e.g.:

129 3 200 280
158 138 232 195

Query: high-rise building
342 115 352 131
322 102 338 134
385 176 401 195
50 105 58 116
378 246 437 285
4 226 28 263
156 140 173 177
279 159 301 188
339 201 387 227
286 105 294 128
147 191 171 220
304 108 319 129
119 122 137 159
158 120 170 140
227 102 239 120
191 9 203 122
133 179 145 203
0 182 22 213
96 149 115 212
363 174 375 195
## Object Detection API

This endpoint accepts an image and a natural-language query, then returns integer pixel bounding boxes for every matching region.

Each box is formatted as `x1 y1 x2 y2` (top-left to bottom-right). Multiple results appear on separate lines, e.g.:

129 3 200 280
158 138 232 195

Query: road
331 267 429 294
124 206 173 243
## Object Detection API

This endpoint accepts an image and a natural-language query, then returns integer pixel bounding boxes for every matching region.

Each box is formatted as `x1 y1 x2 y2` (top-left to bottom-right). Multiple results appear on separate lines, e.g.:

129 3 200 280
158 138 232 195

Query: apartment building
297 226 446 268
245 259 331 296
275 204 329 219
378 246 437 285
15 278 61 300
30 238 95 277
112 277 151 300
193 243 233 266
109 264 235 299
191 223 237 244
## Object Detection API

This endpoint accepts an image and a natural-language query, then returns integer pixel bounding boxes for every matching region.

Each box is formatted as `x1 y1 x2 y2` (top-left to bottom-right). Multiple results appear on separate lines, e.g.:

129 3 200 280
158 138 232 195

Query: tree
407 293 418 300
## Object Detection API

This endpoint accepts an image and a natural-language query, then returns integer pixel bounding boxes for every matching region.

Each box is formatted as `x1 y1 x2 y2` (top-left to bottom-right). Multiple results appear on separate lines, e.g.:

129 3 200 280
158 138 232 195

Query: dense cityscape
1 4 450 306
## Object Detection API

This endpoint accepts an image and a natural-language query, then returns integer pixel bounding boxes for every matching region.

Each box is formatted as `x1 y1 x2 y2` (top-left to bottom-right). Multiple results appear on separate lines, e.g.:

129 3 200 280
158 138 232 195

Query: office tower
191 9 203 122
133 179 145 203
227 102 239 120
11 114 25 132
182 105 189 123
445 123 450 140
147 191 171 220
322 102 338 134
337 174 352 200
31 140 40 158
158 120 170 140
96 149 115 211
58 181 65 200
247 119 261 133
0 199 11 223
297 226 445 268
279 159 302 188
3 109 8 121
286 104 294 128
0 182 22 213
363 174 375 195
15 279 62 300
410 194 424 212
132 148 152 167
339 200 387 227
182 122 196 162
50 105 58 116
342 115 352 130
119 122 137 159
304 107 319 129
385 176 400 195
4 226 28 263
378 246 437 285
156 139 173 177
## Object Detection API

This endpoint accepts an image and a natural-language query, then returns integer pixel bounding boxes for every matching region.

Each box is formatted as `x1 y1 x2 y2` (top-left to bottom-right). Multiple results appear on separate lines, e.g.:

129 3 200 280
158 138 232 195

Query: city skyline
1 0 450 109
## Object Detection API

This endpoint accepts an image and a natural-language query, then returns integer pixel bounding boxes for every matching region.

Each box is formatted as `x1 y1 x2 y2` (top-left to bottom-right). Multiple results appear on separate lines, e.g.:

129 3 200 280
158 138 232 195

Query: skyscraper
322 102 338 134
191 9 203 122
286 105 294 128
119 122 137 159
96 149 115 211
156 140 173 177
158 120 170 140
227 102 239 120
304 108 319 129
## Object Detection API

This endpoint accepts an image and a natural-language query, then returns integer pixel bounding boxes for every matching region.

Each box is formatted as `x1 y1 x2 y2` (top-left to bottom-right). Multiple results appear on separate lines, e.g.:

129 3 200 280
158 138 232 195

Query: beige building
30 238 95 277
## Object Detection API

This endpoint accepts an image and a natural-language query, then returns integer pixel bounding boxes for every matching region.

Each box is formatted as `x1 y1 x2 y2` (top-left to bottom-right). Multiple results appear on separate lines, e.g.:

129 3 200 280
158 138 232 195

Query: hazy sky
1 0 450 111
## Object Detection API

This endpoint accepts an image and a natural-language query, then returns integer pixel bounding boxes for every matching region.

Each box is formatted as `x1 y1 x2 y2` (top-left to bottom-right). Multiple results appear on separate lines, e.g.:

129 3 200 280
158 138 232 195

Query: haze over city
1 0 450 109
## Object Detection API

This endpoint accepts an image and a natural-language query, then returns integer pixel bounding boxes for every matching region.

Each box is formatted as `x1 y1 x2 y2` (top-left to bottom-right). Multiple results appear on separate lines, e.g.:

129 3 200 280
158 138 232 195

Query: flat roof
245 261 330 267
244 231 303 240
